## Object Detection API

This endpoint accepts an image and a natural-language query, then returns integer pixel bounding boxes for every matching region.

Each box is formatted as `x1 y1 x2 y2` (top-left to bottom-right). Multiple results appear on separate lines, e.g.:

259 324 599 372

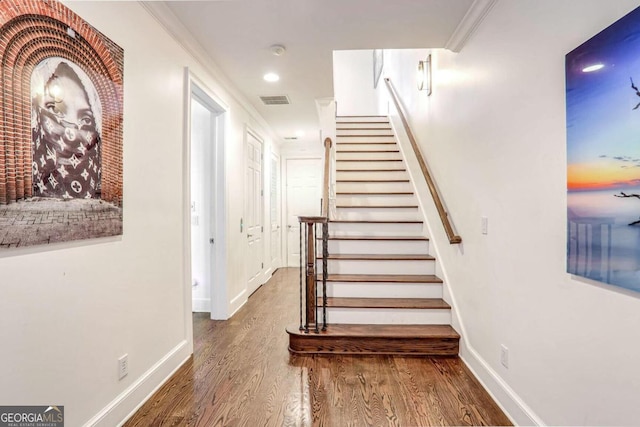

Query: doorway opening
284 157 322 266
185 74 228 323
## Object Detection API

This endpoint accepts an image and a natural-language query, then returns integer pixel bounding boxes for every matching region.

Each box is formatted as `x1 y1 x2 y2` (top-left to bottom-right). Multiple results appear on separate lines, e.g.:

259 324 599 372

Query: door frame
183 68 229 327
269 152 282 271
282 155 322 267
244 125 267 293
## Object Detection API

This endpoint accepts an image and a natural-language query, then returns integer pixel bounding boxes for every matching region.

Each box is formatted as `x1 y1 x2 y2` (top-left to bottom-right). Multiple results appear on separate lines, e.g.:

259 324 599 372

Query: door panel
246 132 263 294
270 153 281 268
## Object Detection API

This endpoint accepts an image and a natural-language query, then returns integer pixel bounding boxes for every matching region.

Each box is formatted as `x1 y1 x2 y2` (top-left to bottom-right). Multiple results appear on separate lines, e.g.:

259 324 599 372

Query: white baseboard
83 340 191 427
460 343 545 426
228 289 247 317
192 297 211 313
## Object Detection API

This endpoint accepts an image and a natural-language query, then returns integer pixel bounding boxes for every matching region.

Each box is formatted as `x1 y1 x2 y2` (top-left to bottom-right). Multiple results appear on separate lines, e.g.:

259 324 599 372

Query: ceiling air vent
283 137 298 140
260 95 290 105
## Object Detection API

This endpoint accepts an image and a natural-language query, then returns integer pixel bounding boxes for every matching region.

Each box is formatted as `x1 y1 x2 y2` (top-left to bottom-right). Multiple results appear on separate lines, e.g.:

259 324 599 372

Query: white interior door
246 131 264 294
286 158 322 267
270 153 281 268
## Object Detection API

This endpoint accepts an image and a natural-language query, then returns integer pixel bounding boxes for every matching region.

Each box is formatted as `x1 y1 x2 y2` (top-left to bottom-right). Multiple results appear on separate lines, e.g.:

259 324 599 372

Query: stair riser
327 239 430 254
336 136 396 143
319 308 451 325
337 170 408 180
330 222 424 236
337 152 401 161
336 146 399 153
335 162 406 171
336 142 398 151
337 117 389 123
327 259 435 275
335 208 420 221
326 281 443 299
336 122 391 129
337 129 394 136
336 194 417 206
337 182 413 193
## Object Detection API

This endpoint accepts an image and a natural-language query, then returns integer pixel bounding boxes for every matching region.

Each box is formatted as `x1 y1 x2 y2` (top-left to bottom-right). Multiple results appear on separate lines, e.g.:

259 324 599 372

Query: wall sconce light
417 54 432 95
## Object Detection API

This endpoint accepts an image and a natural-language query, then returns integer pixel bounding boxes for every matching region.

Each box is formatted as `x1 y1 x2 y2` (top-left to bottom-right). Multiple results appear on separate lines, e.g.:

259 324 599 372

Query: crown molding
138 1 282 145
445 0 498 53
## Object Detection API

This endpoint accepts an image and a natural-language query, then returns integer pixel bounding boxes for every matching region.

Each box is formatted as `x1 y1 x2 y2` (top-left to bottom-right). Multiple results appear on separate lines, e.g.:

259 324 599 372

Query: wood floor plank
124 268 511 427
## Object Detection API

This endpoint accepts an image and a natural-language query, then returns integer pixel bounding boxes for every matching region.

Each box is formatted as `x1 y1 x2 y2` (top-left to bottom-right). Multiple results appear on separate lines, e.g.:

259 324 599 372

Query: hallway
125 269 511 426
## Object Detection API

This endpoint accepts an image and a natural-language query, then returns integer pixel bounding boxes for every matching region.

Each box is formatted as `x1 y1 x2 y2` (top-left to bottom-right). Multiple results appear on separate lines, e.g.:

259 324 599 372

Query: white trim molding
460 345 546 426
445 0 498 52
84 341 190 427
140 1 282 147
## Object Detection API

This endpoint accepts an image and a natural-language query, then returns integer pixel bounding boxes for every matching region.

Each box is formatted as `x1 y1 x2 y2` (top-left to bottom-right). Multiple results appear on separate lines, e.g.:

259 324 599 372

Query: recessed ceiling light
295 130 305 137
263 73 280 82
582 64 604 73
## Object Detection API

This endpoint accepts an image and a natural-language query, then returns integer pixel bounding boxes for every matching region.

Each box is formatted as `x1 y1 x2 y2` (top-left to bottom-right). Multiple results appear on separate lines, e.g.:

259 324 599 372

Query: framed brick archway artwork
0 0 123 249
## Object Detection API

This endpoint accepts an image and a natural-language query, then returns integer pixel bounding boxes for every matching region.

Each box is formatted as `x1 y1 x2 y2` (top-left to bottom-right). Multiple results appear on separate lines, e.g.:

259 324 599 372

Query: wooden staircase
287 116 460 356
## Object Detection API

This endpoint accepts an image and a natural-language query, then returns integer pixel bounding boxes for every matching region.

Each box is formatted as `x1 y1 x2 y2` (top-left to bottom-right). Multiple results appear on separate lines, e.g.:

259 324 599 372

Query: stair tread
336 127 392 130
336 205 418 208
337 192 414 195
287 324 459 339
322 235 428 240
324 274 442 283
331 219 422 223
337 169 406 172
322 253 435 260
320 297 449 309
337 159 402 162
337 150 399 153
337 180 409 183
336 142 397 145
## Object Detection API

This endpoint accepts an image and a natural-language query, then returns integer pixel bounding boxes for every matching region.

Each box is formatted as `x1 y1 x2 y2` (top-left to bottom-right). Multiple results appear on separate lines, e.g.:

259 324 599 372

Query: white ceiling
160 0 476 145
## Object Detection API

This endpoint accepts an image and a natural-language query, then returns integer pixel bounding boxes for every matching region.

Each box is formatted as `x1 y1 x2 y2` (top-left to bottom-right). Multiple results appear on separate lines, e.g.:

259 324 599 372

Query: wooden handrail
321 137 332 218
384 78 462 244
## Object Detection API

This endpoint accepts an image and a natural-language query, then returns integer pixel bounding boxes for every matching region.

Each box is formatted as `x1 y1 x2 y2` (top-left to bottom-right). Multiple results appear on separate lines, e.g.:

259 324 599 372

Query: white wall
333 50 380 116
375 1 640 425
0 2 280 426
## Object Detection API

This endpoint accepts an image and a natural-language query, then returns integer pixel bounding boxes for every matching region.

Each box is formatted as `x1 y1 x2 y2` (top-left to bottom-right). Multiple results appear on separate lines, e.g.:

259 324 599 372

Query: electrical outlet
500 345 509 369
481 216 488 235
118 354 128 380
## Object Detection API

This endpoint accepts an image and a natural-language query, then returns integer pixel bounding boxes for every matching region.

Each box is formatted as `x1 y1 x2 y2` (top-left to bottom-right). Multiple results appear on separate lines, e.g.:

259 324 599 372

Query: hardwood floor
124 268 512 426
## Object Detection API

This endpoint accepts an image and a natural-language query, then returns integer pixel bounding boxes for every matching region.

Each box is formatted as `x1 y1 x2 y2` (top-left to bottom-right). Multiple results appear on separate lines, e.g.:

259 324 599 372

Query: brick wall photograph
0 0 124 248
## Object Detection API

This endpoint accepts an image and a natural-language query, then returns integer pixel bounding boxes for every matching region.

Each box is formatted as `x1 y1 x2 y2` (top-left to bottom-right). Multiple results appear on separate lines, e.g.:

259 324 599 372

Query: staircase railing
384 77 462 244
297 136 333 333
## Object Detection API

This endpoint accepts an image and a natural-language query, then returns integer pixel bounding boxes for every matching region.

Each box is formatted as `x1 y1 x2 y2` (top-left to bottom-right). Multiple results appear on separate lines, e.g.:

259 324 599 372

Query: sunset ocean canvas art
566 6 640 292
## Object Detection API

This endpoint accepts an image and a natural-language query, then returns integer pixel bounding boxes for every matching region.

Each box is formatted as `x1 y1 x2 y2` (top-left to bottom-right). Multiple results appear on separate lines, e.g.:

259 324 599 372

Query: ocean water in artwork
566 7 640 292
568 188 640 292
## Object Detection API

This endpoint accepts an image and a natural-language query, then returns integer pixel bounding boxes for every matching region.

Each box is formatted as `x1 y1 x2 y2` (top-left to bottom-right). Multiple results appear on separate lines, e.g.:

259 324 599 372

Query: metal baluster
299 221 304 332
303 221 309 333
314 223 319 334
322 222 328 331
